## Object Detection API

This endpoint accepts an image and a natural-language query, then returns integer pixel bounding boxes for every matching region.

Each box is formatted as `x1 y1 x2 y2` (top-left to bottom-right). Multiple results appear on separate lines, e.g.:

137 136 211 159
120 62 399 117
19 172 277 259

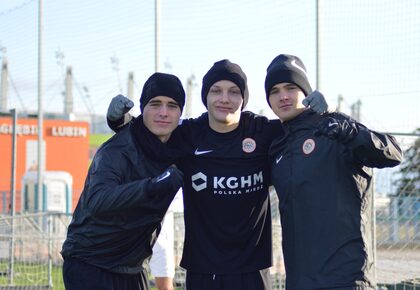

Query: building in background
0 114 89 213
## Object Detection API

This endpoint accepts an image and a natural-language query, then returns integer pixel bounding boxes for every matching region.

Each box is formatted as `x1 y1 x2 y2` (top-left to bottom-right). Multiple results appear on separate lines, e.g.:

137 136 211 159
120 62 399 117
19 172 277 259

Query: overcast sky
1 0 419 135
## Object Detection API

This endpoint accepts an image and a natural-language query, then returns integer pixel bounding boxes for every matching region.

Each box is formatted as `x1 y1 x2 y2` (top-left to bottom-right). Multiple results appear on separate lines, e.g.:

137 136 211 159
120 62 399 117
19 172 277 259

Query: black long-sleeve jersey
176 112 283 274
269 110 402 289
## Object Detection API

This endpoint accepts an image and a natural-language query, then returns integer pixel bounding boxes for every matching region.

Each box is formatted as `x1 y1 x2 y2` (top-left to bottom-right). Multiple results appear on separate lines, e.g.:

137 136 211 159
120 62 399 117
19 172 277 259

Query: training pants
185 268 272 290
63 257 149 290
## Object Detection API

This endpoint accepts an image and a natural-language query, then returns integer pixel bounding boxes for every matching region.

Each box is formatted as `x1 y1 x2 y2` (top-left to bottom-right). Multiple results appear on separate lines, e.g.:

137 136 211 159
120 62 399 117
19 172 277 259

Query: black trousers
63 257 149 290
186 268 272 290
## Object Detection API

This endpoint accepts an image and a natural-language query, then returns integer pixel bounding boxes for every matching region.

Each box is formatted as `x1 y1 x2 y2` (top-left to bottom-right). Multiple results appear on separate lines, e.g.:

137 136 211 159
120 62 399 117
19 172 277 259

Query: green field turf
0 261 64 289
0 261 182 289
90 133 113 147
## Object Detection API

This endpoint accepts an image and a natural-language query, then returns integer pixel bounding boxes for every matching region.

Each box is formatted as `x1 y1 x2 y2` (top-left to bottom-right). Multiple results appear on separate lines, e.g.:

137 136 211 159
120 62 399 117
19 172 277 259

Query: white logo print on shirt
276 155 283 164
194 149 214 155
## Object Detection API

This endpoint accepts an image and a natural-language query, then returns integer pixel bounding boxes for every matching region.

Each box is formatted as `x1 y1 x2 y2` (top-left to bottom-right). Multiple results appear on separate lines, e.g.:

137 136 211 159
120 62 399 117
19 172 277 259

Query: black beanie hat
264 54 312 106
201 59 249 109
140 72 185 113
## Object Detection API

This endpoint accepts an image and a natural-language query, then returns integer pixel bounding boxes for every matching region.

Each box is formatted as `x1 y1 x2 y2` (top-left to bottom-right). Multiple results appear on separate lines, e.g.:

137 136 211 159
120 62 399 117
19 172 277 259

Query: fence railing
0 205 418 289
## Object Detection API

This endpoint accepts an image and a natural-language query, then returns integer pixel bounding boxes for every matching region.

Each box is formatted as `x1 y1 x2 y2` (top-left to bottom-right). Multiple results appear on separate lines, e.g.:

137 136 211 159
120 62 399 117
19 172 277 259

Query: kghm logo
191 171 264 195
191 172 207 191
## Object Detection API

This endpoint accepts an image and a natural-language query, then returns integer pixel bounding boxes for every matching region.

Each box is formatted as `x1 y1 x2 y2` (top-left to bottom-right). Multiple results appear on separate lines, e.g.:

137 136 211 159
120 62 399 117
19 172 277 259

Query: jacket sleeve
337 113 403 168
82 149 162 216
107 113 134 133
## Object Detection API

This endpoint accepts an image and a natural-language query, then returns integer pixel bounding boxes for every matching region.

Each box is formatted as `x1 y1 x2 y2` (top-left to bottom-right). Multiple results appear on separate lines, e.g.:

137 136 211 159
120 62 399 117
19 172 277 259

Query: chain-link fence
375 134 420 289
0 212 70 290
0 135 419 289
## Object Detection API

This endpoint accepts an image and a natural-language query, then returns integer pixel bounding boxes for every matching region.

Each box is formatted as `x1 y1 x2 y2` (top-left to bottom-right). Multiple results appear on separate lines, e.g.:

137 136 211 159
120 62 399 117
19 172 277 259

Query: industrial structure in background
0 117 89 213
0 55 94 214
0 52 197 216
0 56 109 134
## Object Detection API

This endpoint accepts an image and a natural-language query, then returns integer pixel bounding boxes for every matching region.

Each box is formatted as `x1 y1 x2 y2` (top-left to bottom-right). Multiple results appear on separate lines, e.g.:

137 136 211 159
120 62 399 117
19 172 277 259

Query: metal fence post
48 215 53 288
8 108 17 285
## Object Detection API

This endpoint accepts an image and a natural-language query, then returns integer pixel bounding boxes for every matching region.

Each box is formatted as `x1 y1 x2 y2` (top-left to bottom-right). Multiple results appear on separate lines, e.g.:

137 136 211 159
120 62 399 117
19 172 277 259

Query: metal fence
0 212 69 290
0 201 418 289
374 134 420 289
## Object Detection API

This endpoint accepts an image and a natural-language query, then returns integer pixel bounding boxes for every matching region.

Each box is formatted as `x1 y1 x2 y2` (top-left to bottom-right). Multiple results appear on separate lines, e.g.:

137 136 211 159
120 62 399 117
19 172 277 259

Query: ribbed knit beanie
264 54 312 106
201 59 249 109
140 72 185 113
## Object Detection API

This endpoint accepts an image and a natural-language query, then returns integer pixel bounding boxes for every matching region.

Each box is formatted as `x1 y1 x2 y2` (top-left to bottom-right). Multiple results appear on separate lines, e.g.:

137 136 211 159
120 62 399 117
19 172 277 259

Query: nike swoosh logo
291 59 308 77
276 155 283 164
156 171 171 183
194 149 213 155
328 121 338 127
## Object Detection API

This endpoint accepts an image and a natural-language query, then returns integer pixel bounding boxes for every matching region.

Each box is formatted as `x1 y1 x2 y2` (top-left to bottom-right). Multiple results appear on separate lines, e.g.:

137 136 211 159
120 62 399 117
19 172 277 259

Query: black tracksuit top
269 110 402 290
61 121 178 274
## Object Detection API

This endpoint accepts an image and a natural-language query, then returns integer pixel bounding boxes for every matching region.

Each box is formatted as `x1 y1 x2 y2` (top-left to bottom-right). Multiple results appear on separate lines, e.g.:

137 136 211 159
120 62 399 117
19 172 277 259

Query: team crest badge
242 138 256 153
302 138 315 155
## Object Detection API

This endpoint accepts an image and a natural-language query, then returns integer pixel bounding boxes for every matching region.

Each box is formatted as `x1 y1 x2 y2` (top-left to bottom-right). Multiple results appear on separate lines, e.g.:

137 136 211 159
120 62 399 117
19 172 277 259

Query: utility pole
185 74 197 118
126 72 135 116
315 0 323 90
337 94 344 112
127 72 134 101
111 54 122 93
64 66 73 116
0 57 8 111
155 0 160 72
8 108 17 284
350 100 362 122
37 0 44 206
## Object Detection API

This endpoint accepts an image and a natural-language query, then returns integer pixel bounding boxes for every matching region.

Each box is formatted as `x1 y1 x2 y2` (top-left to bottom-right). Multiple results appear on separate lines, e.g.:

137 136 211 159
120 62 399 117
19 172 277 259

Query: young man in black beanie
61 72 185 290
106 59 328 290
265 54 403 290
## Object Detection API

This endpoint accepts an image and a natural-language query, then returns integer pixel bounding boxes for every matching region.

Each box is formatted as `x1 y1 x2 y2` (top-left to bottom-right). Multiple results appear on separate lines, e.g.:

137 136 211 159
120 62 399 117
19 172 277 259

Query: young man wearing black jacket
265 54 403 290
106 60 328 290
61 73 185 290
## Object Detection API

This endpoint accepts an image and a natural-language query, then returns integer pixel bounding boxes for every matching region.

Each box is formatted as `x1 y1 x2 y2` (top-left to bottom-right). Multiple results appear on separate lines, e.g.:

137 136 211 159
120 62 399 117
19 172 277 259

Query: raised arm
107 94 135 132
315 112 402 168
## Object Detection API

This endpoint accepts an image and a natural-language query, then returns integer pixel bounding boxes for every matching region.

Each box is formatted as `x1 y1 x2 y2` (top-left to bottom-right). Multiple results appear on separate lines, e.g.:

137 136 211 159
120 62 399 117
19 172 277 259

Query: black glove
302 90 328 114
315 117 358 143
107 94 134 121
146 166 184 196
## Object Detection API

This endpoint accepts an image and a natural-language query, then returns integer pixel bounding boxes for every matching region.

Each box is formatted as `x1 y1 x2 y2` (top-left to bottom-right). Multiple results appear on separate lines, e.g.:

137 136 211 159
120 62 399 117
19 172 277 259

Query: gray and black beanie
201 59 249 109
140 72 185 113
264 54 312 106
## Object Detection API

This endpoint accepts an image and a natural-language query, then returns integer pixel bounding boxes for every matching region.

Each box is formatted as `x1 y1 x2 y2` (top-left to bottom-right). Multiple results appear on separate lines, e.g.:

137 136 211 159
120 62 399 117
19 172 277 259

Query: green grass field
0 261 182 289
90 133 113 147
0 261 64 289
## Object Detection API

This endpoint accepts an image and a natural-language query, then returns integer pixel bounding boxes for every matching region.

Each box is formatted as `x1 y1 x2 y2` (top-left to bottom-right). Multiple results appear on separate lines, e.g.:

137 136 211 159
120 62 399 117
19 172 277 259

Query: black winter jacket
61 119 178 274
269 110 402 290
